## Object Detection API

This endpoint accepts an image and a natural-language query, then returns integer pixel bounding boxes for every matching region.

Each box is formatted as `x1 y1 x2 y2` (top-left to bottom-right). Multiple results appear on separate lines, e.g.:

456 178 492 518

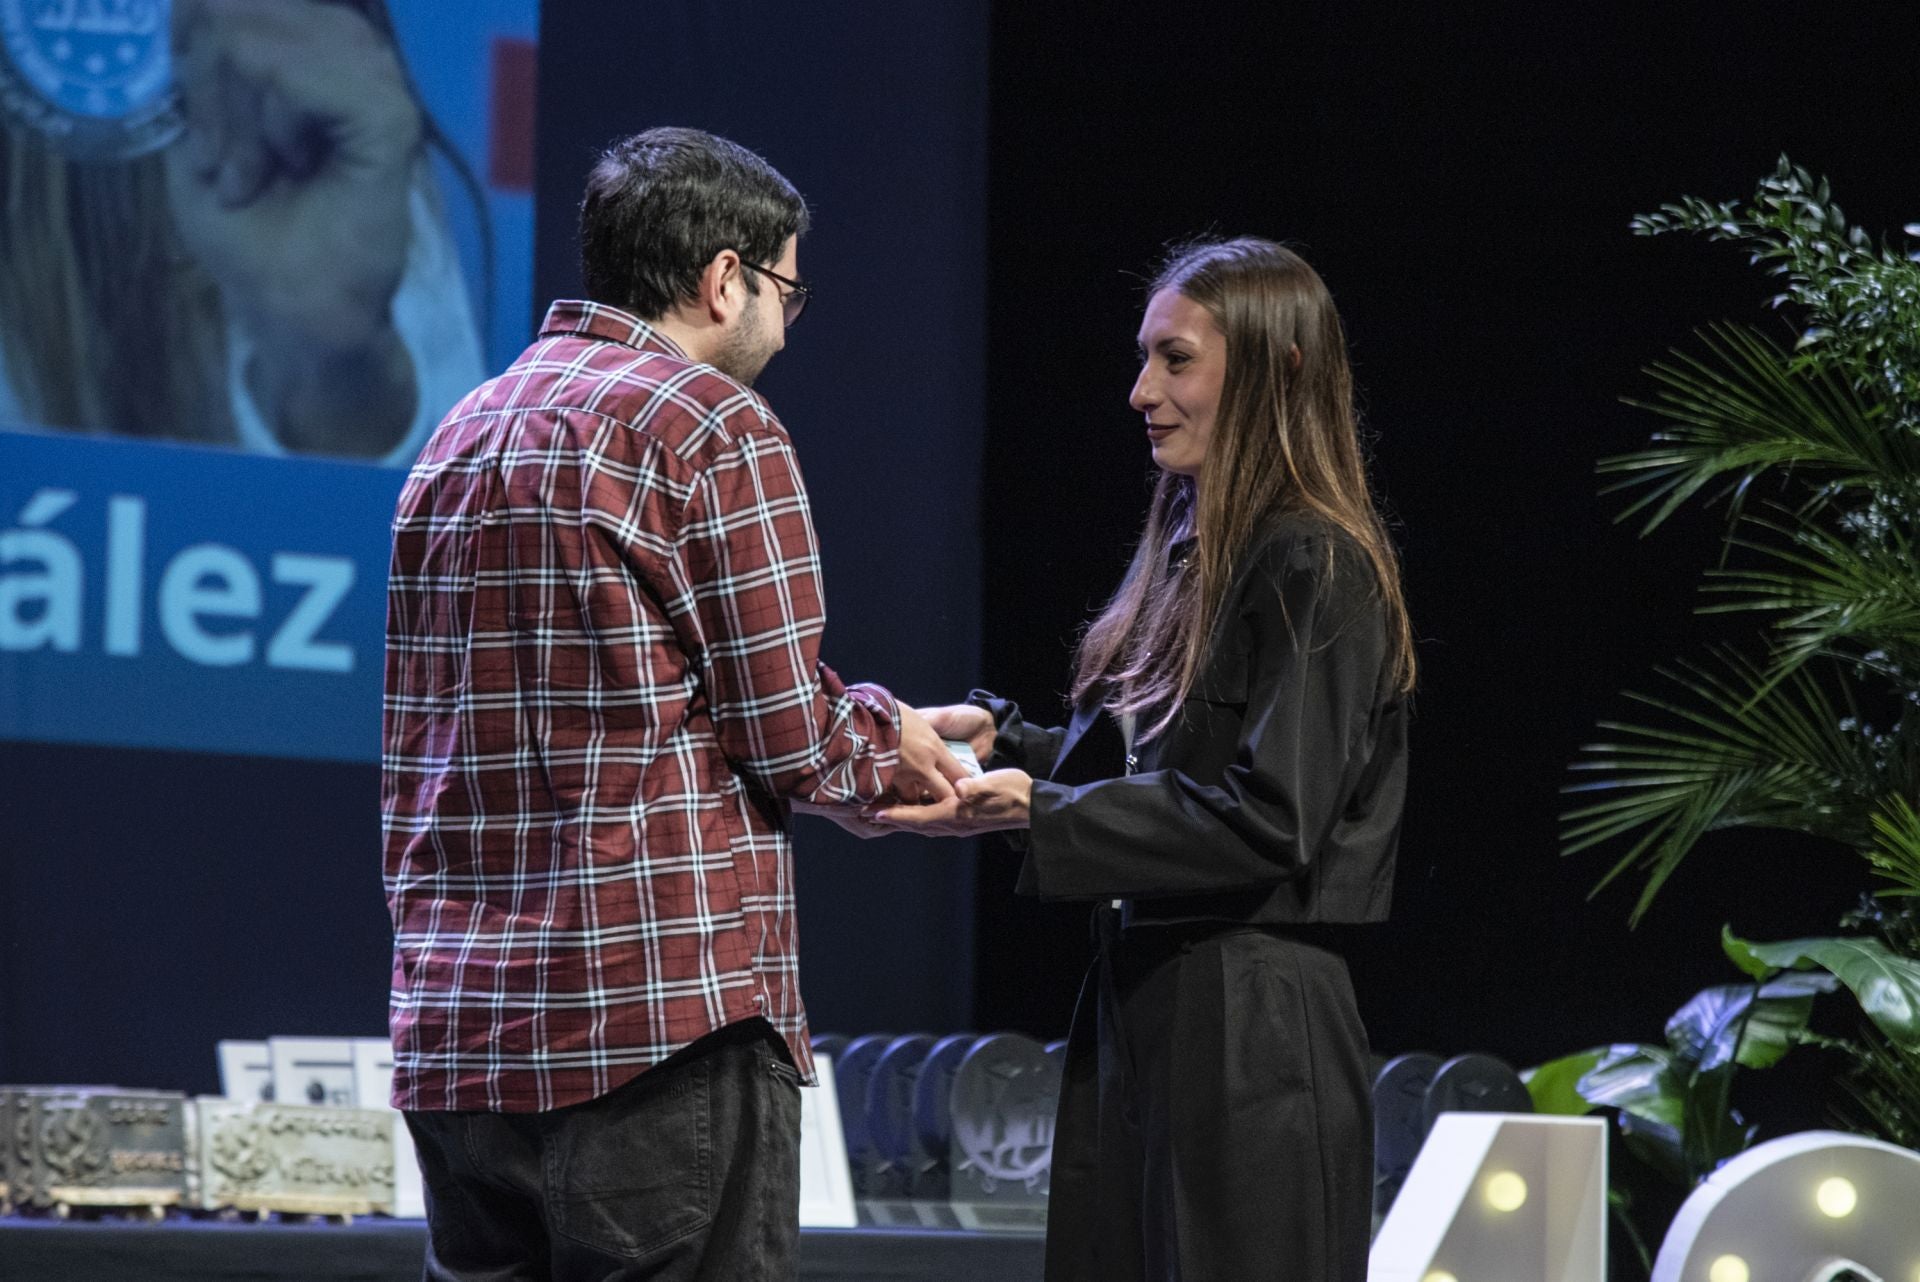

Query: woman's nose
1129 367 1155 413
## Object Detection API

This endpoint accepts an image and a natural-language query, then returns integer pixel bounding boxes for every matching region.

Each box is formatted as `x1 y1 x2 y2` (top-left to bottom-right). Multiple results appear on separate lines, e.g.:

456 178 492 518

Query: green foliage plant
1551 161 1920 1268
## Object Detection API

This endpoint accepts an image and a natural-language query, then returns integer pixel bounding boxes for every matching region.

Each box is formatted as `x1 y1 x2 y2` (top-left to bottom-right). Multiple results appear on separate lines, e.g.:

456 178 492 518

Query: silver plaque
193 1099 396 1217
948 1033 1059 1231
29 1089 191 1212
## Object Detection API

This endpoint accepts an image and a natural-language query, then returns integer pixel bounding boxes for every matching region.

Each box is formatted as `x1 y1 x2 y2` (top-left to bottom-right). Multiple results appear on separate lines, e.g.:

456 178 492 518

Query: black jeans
404 1019 802 1282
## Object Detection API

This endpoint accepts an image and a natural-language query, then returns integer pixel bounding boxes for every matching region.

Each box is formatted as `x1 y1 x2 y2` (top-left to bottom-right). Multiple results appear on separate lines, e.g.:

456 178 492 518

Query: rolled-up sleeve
670 426 901 803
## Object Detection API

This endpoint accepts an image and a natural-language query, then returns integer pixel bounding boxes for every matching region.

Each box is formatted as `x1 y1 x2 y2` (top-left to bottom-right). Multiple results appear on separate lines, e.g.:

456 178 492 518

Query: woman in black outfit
878 236 1413 1280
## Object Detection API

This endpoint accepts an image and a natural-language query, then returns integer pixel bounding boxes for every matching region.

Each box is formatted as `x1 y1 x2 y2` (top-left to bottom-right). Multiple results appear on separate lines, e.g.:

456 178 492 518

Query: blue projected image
0 0 538 761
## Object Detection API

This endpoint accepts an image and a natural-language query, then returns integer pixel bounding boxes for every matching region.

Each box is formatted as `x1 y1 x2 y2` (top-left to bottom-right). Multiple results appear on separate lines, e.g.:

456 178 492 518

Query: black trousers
1044 919 1374 1281
404 1019 802 1282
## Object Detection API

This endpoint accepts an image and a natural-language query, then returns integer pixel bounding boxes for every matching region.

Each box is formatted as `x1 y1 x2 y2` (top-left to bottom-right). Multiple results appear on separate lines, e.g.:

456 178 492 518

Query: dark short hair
578 127 809 321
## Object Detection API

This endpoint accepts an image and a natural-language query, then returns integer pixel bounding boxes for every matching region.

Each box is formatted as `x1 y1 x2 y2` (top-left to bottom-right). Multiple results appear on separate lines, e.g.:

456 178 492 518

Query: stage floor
0 1217 1045 1281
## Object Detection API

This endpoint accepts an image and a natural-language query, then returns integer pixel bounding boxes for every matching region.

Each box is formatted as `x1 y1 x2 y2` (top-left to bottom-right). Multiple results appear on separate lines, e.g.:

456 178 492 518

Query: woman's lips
1146 423 1176 440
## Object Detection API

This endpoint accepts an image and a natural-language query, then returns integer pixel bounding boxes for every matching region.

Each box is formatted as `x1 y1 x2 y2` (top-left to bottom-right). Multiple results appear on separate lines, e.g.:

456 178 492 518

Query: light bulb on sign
1483 1170 1527 1213
1707 1255 1750 1282
1421 1273 1459 1282
1814 1176 1858 1218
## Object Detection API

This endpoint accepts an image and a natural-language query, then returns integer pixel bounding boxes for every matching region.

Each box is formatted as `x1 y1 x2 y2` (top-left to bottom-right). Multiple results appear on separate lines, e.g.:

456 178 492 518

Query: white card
349 1038 395 1110
268 1036 358 1109
216 1039 273 1102
944 739 983 777
798 1055 858 1228
349 1038 426 1219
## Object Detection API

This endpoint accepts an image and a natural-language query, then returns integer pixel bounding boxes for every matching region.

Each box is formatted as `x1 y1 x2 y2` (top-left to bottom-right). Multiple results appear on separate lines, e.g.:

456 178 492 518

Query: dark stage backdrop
974 0 1920 1124
531 2 989 1037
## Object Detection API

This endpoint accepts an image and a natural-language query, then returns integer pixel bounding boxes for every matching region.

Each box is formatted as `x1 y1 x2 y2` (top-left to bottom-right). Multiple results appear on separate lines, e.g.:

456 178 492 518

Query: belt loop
1092 901 1121 952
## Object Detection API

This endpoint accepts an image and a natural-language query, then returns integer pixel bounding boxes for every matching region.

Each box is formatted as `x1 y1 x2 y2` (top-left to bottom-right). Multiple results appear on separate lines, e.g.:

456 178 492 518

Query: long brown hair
1071 237 1415 737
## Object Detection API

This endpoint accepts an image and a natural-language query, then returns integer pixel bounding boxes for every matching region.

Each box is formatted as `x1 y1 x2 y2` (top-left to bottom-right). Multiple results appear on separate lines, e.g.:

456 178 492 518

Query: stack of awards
0 1035 422 1221
813 1029 1066 1232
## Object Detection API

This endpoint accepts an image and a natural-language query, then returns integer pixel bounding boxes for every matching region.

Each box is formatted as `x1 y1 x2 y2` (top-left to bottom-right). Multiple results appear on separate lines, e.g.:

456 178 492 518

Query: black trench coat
974 514 1409 1281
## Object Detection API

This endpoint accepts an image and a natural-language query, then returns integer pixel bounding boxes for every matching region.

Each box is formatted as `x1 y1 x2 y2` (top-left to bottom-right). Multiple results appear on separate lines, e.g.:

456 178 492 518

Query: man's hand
890 703 969 804
870 768 1034 837
918 703 996 766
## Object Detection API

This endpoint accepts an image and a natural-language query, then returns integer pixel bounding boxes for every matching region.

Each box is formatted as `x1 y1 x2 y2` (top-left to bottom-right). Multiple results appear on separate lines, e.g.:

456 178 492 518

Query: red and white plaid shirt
382 300 901 1112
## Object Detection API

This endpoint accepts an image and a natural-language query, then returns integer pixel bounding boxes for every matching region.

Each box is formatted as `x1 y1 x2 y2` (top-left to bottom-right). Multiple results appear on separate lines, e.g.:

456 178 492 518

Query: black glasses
741 261 812 327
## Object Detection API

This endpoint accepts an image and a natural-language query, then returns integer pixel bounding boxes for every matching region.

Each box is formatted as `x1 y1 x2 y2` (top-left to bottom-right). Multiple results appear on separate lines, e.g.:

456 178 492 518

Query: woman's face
1130 287 1226 479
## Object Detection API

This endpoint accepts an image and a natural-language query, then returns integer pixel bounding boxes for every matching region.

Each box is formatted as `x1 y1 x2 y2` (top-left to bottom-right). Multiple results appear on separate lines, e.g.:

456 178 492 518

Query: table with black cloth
0 1218 1045 1281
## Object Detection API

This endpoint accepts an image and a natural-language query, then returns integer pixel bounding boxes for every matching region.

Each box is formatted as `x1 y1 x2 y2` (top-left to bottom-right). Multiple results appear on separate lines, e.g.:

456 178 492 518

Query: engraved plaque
831 1034 891 1199
1423 1053 1533 1128
1372 1051 1443 1220
864 1034 934 1201
0 1088 17 1211
909 1033 979 1199
5 1086 95 1211
948 1033 1059 1231
193 1099 396 1216
30 1089 191 1211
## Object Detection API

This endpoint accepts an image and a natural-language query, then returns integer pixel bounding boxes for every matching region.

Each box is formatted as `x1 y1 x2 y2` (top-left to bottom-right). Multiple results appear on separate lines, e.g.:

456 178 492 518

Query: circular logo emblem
950 1034 1058 1193
0 0 180 158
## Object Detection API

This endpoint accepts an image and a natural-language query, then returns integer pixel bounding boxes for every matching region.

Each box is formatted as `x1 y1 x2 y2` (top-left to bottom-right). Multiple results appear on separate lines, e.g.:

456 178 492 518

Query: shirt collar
539 300 690 360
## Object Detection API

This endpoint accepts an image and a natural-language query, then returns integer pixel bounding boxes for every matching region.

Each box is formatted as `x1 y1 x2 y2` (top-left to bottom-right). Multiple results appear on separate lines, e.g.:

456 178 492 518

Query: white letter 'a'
0 488 83 652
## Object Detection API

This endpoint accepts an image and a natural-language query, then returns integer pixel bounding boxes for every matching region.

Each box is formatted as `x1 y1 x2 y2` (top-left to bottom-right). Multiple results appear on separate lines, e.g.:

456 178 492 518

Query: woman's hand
869 768 1033 837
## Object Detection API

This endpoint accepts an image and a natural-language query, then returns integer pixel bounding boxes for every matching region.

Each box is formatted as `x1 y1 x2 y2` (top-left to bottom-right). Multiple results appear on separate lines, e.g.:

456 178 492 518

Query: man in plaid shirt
383 128 963 1281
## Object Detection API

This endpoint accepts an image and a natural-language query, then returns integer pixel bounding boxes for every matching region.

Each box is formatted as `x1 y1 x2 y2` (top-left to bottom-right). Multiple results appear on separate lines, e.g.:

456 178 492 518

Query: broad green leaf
1665 974 1835 1071
1617 1111 1689 1186
1722 924 1770 979
1523 1050 1605 1116
1724 932 1920 1051
1576 1044 1682 1128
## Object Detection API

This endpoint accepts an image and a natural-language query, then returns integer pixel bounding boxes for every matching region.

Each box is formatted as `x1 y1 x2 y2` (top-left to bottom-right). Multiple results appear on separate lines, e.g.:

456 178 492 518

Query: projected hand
869 769 1033 836
163 0 421 452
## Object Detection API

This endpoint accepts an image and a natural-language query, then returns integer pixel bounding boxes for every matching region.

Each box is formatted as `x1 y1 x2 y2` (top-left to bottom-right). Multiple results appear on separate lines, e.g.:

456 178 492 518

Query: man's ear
696 248 745 325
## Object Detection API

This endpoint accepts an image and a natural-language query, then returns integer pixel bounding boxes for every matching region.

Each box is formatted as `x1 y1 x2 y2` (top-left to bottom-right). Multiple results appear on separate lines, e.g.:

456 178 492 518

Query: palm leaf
1836 1021 1920 1148
1870 795 1920 898
1564 651 1879 922
1602 324 1915 536
1699 514 1920 685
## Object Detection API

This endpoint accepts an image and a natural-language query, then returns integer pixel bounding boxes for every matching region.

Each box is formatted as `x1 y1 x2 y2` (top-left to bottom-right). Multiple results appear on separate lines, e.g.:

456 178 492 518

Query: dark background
972 0 1920 1126
530 0 991 1042
5 0 1919 1136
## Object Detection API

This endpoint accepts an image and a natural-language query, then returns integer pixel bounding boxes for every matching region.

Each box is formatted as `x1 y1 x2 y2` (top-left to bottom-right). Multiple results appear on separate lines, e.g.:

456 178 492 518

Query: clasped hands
793 703 1032 839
